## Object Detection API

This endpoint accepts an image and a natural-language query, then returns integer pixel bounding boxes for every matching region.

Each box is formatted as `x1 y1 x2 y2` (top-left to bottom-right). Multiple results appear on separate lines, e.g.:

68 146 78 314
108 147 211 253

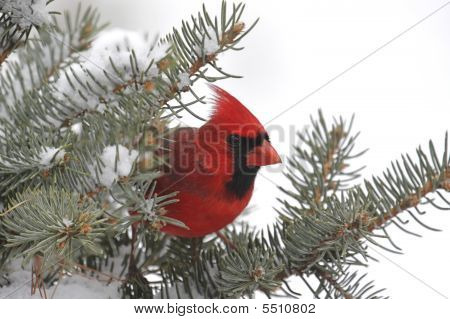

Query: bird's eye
228 134 241 146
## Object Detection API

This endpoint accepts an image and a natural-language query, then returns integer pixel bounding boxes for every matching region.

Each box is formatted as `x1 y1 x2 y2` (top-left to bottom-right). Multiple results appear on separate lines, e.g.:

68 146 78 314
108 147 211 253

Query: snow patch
38 147 65 167
177 72 191 89
105 195 128 217
70 122 83 136
148 41 170 63
91 145 138 187
62 217 73 227
0 258 121 299
51 29 170 113
194 26 220 56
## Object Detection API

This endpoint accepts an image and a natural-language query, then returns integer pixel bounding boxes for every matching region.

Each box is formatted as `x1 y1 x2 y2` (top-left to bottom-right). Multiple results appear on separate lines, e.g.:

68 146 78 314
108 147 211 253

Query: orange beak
246 140 282 167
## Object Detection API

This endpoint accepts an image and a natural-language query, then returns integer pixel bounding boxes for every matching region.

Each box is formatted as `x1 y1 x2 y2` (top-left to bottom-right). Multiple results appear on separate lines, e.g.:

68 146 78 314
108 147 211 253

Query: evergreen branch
157 238 221 298
111 175 183 234
121 235 217 298
277 112 449 298
3 2 436 300
0 186 106 267
0 2 259 298
268 110 369 297
0 93 167 197
46 1 254 129
279 110 365 219
112 18 246 108
285 173 448 275
109 2 252 113
287 156 449 275
216 244 284 298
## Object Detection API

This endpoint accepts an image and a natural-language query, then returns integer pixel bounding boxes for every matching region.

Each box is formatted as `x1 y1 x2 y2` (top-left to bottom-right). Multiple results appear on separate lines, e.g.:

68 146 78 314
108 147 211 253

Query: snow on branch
0 0 50 28
90 144 138 187
0 0 53 65
0 5 102 119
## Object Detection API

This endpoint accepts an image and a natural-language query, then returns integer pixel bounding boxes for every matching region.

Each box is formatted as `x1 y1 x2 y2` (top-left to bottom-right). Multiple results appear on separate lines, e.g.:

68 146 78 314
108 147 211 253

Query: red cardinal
154 86 281 237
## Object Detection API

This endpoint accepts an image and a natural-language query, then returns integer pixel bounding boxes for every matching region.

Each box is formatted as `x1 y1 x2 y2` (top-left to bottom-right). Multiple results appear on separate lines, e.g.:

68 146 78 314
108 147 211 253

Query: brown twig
314 125 345 205
0 46 13 66
31 255 47 299
368 170 450 231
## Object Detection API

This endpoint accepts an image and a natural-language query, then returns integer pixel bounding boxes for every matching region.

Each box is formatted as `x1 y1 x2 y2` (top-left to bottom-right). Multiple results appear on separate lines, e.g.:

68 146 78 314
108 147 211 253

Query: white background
51 0 450 299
